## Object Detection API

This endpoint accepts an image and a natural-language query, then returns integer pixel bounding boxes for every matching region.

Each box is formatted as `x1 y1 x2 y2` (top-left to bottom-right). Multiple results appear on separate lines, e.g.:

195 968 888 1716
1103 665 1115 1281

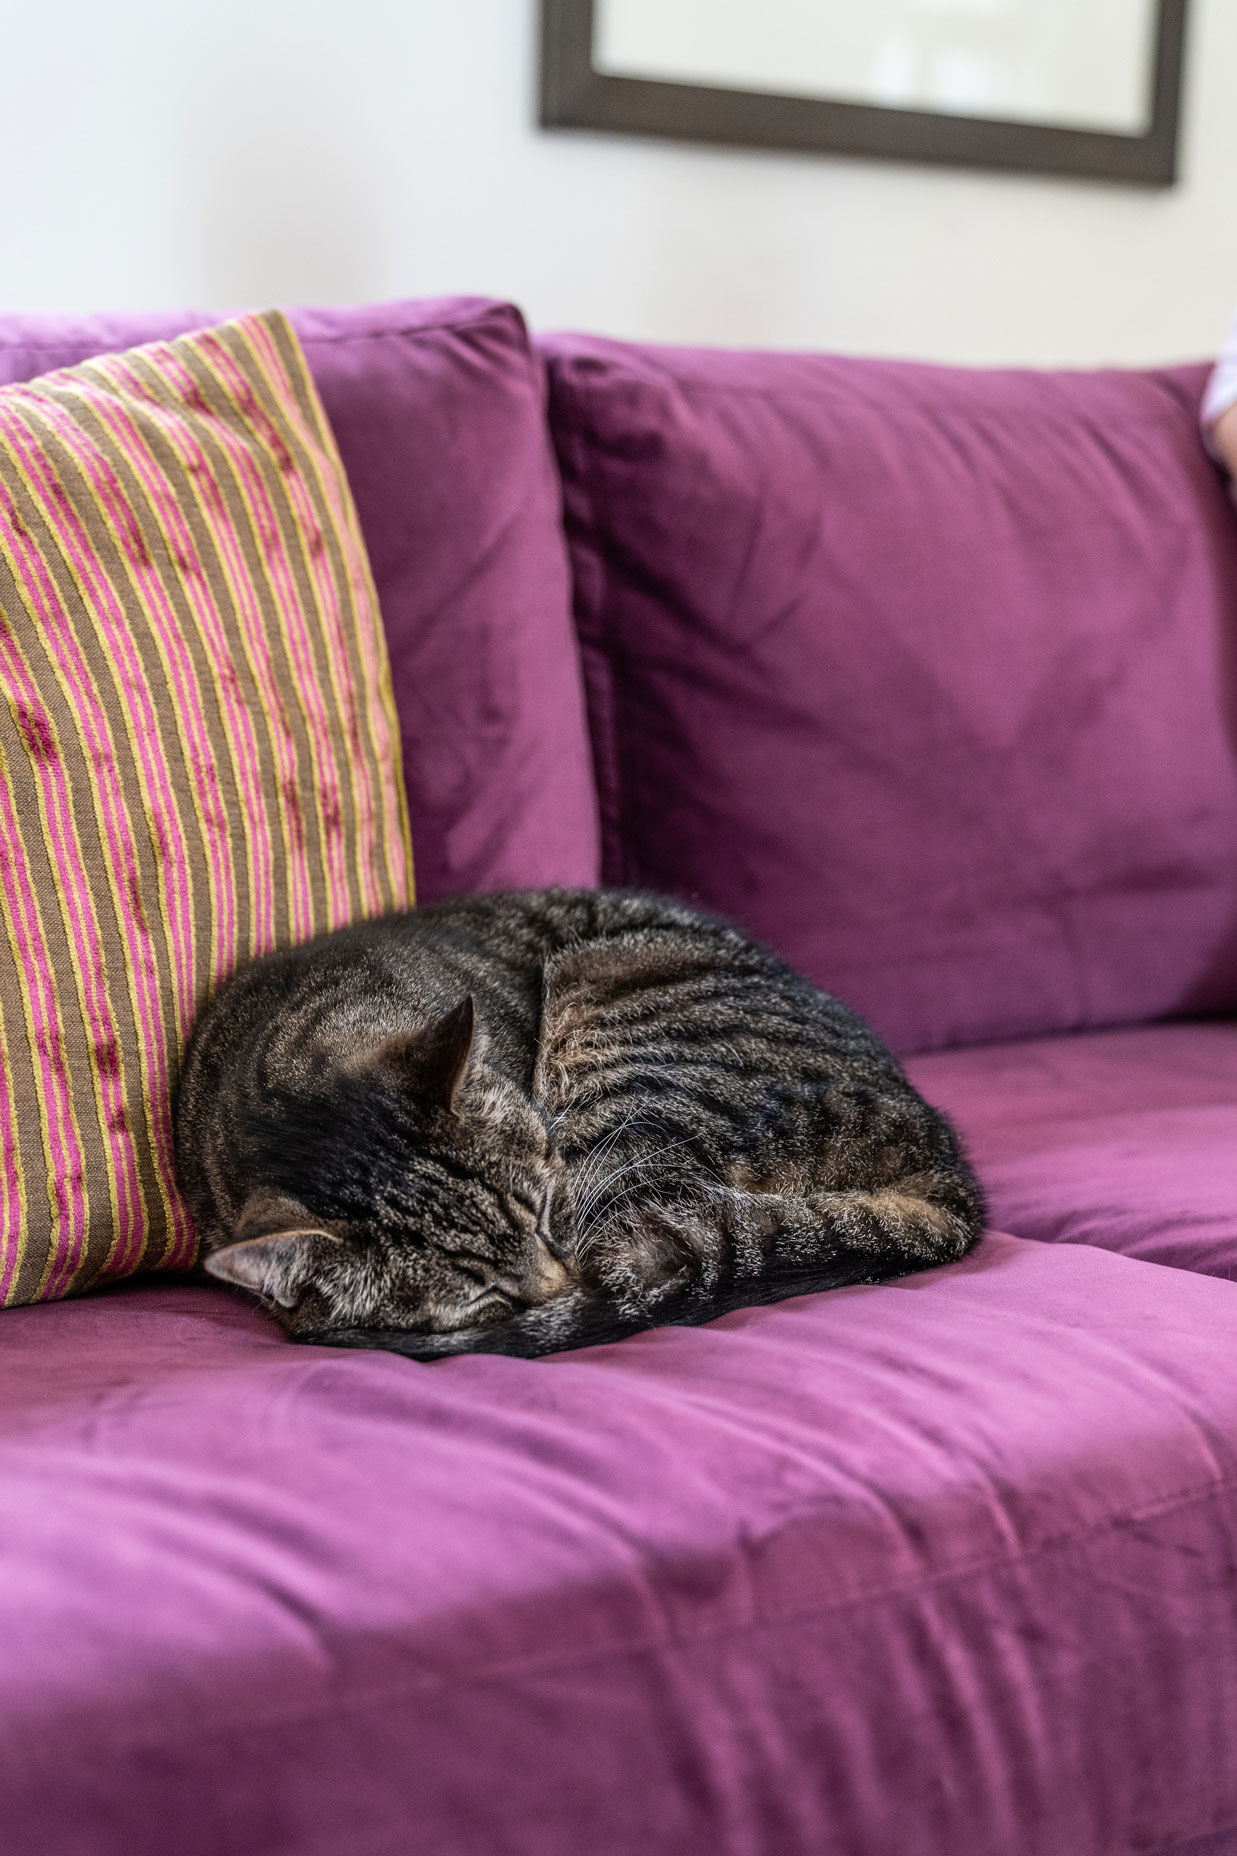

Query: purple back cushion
541 335 1237 1052
0 300 600 901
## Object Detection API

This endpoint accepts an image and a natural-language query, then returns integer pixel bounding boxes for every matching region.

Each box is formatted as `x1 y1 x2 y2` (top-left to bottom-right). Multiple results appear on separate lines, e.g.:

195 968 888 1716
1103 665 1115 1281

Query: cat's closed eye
444 1246 499 1282
453 1257 489 1287
442 1247 521 1307
176 887 982 1361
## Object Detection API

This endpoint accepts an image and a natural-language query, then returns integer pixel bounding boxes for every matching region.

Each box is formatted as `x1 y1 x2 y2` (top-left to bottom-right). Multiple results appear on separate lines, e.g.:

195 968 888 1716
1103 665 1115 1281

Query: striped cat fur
175 889 984 1359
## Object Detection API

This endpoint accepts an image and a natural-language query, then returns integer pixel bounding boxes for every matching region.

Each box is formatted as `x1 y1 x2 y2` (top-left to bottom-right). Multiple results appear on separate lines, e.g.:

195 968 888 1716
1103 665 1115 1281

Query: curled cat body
174 889 984 1360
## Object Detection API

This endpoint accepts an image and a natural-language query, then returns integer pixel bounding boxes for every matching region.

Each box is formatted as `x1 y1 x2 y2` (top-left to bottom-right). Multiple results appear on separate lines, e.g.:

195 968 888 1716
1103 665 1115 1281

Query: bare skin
1213 402 1237 478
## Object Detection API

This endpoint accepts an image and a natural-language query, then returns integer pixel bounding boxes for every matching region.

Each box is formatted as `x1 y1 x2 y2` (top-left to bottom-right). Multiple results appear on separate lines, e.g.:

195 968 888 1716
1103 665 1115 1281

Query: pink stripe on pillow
153 338 356 933
0 310 412 1304
0 413 192 1283
5 393 215 1031
0 622 142 1286
236 314 390 921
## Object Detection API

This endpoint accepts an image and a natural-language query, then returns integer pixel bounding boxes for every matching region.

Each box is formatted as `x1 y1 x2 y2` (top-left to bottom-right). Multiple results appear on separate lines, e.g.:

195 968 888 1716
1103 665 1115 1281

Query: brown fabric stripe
244 313 412 909
0 310 412 1304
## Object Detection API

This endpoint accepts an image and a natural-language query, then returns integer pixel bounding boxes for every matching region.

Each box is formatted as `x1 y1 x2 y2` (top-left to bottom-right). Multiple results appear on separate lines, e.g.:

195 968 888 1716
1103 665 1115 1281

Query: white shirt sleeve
1202 308 1237 458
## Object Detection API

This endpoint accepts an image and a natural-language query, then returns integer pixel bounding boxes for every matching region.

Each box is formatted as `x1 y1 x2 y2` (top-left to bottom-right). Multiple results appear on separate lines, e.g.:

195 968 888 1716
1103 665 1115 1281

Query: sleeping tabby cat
174 889 983 1360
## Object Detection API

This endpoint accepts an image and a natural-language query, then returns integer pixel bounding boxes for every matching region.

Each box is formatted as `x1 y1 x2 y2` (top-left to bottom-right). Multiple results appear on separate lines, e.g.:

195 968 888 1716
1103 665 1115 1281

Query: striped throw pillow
0 311 412 1305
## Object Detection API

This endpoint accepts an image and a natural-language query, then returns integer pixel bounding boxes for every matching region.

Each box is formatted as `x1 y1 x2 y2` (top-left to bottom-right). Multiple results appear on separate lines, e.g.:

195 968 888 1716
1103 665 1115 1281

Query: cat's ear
368 995 476 1115
204 1191 340 1307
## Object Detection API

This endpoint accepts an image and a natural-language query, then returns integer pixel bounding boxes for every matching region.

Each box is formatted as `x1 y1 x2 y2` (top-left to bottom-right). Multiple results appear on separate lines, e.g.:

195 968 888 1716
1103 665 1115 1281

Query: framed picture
540 0 1189 187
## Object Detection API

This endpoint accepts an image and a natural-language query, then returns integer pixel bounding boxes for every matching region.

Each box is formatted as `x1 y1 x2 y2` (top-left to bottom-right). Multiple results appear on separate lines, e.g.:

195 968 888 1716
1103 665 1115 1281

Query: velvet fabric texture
0 314 411 1304
6 306 1237 1856
0 301 601 901
908 1021 1237 1280
540 336 1237 1053
3 1234 1237 1856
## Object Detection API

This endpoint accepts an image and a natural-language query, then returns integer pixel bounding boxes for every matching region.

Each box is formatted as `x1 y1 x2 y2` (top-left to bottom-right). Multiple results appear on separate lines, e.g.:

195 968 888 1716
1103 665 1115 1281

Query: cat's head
202 996 577 1340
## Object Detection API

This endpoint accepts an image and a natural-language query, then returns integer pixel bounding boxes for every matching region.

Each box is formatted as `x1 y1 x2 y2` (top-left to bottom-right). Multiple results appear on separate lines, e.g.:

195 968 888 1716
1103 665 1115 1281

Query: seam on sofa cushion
546 376 630 885
298 305 537 349
544 352 1208 435
1149 1821 1237 1856
31 1461 1237 1759
2 302 526 359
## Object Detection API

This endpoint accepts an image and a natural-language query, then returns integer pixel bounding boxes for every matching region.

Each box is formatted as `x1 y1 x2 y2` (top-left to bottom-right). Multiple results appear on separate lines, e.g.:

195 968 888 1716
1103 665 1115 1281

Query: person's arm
1203 308 1237 475
1213 402 1237 478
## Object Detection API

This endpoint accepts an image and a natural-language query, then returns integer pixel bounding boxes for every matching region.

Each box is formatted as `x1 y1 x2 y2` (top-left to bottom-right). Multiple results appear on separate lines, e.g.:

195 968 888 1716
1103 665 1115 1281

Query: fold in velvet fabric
540 335 1237 1053
909 1019 1237 1281
4 1235 1237 1855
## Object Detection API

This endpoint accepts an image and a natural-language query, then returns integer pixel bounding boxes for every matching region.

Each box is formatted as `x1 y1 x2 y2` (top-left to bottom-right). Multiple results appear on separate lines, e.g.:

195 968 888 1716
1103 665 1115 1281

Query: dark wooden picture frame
540 0 1189 187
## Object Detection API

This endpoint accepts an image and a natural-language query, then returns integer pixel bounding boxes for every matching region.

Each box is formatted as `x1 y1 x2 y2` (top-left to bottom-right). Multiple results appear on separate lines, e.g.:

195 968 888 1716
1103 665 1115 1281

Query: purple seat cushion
6 1236 1237 1855
908 1020 1237 1279
0 301 600 900
540 335 1237 1052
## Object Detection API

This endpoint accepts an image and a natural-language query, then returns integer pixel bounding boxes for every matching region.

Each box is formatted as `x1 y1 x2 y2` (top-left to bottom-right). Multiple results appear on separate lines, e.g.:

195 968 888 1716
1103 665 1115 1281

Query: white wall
2 0 1235 368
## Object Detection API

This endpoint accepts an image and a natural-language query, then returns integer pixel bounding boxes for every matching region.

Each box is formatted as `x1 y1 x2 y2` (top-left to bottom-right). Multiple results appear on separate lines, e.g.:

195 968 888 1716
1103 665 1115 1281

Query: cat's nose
530 1241 571 1299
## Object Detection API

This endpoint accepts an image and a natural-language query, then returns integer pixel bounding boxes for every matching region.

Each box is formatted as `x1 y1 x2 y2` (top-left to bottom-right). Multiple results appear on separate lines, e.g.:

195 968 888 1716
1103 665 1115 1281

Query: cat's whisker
572 1128 709 1217
566 1115 654 1222
180 887 982 1360
574 1137 708 1255
571 1137 678 1231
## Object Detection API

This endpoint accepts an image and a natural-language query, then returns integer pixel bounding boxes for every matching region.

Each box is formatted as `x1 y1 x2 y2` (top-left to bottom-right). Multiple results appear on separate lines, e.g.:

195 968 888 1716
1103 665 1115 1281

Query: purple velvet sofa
4 299 1237 1856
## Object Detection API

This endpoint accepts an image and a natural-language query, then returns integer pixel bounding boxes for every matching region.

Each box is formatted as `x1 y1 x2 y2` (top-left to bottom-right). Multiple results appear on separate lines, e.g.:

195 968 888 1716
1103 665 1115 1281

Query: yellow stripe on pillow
0 311 412 1304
